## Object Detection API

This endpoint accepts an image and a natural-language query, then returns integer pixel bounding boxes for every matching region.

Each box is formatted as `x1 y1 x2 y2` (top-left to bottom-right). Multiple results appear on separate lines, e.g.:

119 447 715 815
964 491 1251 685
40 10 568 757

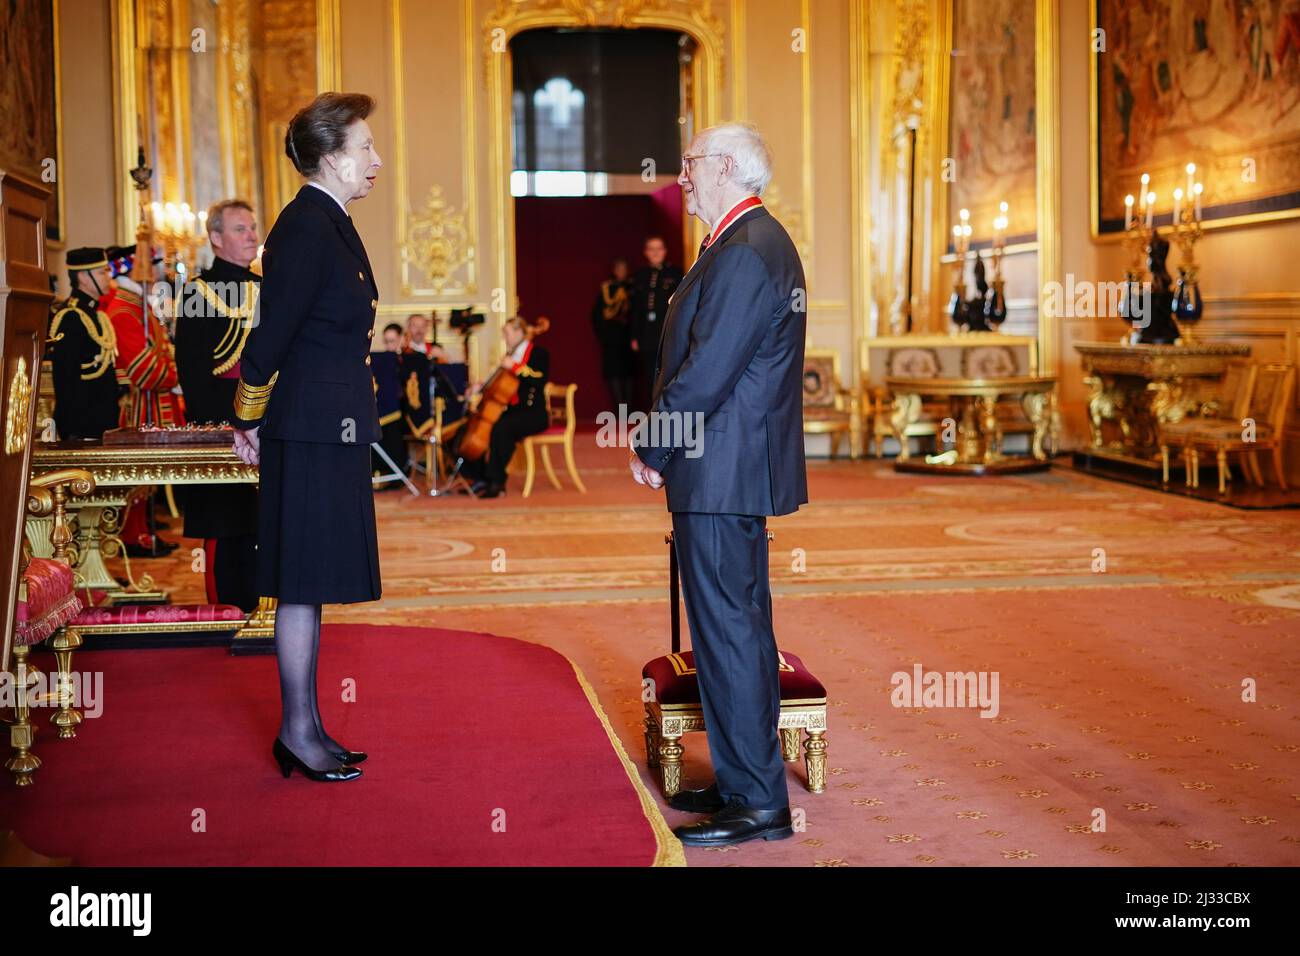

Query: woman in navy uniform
230 92 382 783
464 316 551 498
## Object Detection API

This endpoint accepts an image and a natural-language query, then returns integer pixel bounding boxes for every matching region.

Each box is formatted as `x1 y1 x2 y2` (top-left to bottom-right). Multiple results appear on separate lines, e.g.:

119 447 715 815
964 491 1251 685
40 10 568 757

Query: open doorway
510 28 694 423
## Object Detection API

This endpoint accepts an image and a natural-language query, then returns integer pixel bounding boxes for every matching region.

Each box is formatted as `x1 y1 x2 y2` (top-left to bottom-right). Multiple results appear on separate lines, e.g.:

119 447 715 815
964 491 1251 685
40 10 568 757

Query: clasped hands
233 426 260 466
628 448 663 490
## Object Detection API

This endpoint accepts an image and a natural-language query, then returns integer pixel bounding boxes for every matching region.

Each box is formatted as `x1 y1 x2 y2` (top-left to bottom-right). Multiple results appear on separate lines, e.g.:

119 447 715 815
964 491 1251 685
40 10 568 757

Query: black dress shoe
272 739 362 782
328 748 367 765
478 483 506 499
673 801 794 847
669 783 725 814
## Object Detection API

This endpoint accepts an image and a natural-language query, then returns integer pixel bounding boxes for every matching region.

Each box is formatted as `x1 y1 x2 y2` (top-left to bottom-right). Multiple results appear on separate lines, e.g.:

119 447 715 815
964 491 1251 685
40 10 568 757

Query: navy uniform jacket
176 257 261 539
370 349 402 426
628 263 683 354
231 184 380 443
47 288 122 439
176 256 260 425
632 205 808 517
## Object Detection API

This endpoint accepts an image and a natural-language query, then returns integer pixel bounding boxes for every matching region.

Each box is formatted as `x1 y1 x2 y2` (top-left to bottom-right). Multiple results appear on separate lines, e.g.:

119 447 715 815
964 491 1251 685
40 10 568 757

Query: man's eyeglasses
680 152 724 174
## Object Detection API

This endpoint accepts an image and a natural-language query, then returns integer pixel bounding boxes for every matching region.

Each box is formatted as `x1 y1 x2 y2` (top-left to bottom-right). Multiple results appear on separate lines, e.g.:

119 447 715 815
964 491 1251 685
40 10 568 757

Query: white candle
1173 187 1183 223
1193 182 1203 221
1186 163 1196 200
1124 193 1134 229
1140 174 1150 211
1146 191 1155 228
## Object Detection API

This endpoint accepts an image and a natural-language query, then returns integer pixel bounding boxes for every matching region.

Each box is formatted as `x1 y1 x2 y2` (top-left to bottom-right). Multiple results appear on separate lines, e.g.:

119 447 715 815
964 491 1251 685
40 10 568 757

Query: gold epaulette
233 372 278 421
196 279 260 375
48 303 118 380
517 364 544 378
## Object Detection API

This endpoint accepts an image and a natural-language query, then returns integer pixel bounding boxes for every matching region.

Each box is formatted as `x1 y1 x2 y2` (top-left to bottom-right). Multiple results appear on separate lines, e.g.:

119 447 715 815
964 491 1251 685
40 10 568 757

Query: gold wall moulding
483 0 727 84
403 185 476 297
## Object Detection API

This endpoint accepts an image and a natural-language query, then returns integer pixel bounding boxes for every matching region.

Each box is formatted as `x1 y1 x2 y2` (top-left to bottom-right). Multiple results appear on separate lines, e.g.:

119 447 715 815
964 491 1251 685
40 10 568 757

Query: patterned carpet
143 436 1300 866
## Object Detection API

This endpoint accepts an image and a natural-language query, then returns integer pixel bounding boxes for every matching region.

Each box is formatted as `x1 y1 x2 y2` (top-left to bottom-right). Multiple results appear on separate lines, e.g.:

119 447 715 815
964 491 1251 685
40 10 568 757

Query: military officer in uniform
628 236 683 412
47 247 121 440
174 199 262 610
230 91 382 782
370 323 407 486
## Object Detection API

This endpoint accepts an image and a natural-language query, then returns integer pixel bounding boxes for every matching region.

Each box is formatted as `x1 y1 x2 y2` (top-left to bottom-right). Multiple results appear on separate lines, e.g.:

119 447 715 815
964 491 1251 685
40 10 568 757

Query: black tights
275 602 347 770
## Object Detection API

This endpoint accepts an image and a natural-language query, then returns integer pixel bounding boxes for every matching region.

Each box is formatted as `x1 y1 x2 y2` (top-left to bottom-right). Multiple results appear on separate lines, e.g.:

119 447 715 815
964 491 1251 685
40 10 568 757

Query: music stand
370 441 420 496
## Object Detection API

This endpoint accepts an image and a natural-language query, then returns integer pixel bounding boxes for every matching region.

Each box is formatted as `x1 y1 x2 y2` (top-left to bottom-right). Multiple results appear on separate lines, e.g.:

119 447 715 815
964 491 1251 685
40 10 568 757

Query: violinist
463 315 551 498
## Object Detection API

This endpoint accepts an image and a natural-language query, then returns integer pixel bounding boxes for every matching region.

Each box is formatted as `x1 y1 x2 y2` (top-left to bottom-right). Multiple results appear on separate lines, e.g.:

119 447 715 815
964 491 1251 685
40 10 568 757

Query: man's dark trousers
671 510 788 812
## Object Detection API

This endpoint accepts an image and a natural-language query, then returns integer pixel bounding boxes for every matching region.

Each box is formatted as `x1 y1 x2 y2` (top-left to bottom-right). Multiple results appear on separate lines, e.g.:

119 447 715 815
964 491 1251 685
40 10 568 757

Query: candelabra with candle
984 201 1009 329
1118 183 1152 342
1170 163 1205 341
948 207 972 330
147 199 207 280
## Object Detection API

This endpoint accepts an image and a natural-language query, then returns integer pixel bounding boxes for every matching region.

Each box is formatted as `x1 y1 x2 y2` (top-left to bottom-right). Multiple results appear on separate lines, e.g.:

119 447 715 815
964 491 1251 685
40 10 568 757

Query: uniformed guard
371 324 406 487
174 199 262 610
397 327 433 441
47 247 121 440
628 236 683 412
590 258 634 411
103 245 185 429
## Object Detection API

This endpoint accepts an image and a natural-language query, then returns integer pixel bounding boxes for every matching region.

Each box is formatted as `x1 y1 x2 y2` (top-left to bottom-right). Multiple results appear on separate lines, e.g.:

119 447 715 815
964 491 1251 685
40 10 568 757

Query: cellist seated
461 316 551 498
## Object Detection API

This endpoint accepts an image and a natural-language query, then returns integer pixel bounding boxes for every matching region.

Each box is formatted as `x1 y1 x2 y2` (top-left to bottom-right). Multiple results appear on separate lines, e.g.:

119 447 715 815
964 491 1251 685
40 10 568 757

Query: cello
455 315 549 461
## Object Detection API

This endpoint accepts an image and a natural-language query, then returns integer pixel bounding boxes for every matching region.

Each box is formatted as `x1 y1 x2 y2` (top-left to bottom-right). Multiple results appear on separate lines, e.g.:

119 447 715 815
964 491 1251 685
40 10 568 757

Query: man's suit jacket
633 204 807 517
231 184 381 445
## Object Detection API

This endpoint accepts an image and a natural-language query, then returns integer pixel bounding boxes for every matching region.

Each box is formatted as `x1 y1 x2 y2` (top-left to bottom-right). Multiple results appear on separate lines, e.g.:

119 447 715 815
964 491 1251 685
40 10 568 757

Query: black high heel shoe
272 739 362 782
328 747 367 765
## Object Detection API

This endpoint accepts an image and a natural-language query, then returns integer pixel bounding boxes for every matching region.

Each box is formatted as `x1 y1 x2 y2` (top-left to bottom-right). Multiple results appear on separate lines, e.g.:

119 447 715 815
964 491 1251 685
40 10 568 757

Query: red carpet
0 624 682 866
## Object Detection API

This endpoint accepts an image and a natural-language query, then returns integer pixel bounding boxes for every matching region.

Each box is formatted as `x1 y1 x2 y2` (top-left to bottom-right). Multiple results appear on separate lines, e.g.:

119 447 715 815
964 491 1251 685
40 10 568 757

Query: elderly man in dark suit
630 122 808 847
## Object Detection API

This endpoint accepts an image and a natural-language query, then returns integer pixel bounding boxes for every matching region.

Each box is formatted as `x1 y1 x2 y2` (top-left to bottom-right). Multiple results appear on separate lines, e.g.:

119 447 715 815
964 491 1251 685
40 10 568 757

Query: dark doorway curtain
514 187 684 423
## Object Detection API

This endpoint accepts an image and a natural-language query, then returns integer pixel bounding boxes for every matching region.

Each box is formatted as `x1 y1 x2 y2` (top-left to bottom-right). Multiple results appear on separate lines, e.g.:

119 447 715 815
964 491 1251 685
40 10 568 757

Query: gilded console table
1074 342 1250 466
885 375 1058 475
27 442 274 643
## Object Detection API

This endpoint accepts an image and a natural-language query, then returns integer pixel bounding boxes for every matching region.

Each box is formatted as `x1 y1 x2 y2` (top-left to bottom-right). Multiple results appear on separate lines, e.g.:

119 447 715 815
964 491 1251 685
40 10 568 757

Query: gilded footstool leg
658 734 684 797
6 648 42 787
48 627 83 739
780 727 801 762
803 729 827 794
644 713 661 770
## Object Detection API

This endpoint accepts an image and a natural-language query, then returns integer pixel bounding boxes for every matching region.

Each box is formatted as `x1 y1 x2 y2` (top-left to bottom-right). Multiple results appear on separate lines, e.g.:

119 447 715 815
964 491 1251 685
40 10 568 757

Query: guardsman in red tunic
103 245 185 430
103 246 182 556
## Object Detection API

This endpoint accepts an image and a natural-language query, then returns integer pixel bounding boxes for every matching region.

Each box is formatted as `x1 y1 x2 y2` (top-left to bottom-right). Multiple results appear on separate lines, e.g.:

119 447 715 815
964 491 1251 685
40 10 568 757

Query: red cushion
642 649 826 708
541 425 566 435
73 604 245 627
15 558 82 646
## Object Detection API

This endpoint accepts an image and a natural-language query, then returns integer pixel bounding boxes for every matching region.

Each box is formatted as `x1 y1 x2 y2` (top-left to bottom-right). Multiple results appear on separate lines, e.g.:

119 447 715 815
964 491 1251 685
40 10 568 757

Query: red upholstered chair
8 469 96 786
642 532 829 799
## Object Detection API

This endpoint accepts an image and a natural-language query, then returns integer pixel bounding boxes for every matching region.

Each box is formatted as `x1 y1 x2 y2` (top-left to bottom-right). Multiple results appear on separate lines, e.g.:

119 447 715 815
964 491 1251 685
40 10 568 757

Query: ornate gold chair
801 349 857 458
641 532 828 799
1174 363 1294 494
8 469 97 786
1158 359 1256 486
517 382 586 498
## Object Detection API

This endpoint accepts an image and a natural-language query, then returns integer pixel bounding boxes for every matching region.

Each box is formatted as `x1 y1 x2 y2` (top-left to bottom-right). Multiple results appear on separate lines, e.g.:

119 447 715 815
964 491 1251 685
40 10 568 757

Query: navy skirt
256 437 381 605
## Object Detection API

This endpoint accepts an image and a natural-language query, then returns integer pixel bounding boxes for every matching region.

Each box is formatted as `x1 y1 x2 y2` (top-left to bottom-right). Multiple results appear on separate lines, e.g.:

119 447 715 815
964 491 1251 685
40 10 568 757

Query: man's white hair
697 122 773 196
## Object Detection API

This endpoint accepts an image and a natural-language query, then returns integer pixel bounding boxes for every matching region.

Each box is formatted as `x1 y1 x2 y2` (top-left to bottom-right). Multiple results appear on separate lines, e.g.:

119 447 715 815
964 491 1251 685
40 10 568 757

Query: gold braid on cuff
233 372 278 420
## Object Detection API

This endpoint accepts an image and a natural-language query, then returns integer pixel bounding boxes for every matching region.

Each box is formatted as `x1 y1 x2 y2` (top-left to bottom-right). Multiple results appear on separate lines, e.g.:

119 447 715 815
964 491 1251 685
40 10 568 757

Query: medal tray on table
101 425 235 446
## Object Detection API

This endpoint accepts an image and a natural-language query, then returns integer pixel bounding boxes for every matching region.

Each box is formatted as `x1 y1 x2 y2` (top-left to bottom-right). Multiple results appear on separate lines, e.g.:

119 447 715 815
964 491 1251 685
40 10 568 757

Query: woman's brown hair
505 315 550 338
284 92 376 177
